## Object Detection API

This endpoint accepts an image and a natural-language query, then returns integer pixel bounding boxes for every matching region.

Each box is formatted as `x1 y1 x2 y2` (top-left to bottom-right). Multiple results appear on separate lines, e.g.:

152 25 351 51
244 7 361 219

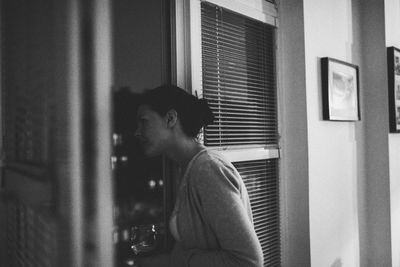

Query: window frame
175 0 280 162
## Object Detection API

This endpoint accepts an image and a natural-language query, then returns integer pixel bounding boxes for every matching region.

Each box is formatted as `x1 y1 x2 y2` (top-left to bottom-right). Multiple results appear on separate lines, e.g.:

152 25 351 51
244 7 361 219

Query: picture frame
321 57 360 121
387 46 400 133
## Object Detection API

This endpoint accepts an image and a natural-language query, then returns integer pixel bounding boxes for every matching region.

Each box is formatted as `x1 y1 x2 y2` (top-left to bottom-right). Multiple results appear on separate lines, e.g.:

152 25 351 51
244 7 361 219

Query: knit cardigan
168 149 263 267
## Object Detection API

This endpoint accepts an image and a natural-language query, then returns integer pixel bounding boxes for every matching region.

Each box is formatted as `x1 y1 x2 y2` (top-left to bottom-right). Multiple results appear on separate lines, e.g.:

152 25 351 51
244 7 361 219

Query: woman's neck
165 137 205 169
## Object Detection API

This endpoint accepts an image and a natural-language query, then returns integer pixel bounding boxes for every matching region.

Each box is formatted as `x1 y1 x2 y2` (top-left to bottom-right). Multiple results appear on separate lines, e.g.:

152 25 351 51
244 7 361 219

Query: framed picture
321 57 360 121
387 47 400 133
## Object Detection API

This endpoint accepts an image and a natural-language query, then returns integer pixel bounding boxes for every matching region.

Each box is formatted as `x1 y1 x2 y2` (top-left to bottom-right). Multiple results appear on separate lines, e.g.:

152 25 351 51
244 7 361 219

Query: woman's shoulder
192 149 231 170
189 149 242 188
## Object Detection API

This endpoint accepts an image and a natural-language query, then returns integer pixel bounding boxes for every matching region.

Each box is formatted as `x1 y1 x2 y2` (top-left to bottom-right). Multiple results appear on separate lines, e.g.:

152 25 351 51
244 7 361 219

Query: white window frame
175 0 280 162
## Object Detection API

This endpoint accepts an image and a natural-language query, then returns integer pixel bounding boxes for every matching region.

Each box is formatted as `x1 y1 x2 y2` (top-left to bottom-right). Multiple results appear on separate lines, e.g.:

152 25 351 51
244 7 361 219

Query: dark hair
139 85 214 137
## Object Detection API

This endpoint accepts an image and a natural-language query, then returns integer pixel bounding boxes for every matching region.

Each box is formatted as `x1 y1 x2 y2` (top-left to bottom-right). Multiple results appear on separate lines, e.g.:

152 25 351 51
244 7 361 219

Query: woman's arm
171 161 263 267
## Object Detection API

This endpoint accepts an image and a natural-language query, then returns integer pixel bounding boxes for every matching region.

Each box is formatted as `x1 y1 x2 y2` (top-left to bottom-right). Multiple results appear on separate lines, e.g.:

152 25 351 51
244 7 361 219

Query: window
176 0 280 265
200 3 278 147
200 2 280 265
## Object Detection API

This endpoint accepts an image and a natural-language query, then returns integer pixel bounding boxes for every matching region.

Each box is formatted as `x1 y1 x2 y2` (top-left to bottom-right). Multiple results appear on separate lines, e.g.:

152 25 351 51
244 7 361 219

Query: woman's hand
136 253 170 267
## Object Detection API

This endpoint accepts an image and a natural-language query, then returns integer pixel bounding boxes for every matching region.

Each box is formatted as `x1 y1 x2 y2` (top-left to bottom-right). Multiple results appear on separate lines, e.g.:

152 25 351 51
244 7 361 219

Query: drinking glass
130 224 159 255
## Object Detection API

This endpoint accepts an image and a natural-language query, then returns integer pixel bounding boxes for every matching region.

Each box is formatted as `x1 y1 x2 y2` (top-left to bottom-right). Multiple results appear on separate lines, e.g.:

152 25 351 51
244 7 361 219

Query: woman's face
135 104 170 157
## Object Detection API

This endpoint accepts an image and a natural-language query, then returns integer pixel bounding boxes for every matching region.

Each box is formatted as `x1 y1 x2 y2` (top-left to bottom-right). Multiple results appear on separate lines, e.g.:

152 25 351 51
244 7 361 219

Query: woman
135 85 263 267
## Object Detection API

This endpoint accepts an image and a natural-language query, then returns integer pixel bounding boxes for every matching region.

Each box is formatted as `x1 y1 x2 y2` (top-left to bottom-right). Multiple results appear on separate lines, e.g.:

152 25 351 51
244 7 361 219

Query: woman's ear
165 109 178 128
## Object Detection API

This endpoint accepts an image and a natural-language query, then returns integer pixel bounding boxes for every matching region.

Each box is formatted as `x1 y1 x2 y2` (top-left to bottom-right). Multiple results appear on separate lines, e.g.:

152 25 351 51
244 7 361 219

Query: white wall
359 0 392 265
303 0 360 266
389 132 400 267
385 1 400 266
279 0 311 266
302 0 393 266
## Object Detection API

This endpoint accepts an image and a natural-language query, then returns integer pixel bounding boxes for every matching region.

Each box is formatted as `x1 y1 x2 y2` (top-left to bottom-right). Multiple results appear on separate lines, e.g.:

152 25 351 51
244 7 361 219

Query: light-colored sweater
169 149 263 267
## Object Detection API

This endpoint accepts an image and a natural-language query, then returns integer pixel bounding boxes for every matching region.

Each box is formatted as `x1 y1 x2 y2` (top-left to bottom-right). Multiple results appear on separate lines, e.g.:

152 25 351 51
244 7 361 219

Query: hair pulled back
140 85 214 138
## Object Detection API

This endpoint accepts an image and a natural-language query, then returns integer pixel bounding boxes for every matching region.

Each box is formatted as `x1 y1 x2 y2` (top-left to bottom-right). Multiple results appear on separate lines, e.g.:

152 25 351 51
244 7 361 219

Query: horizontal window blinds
200 3 281 266
234 159 280 266
3 0 55 165
201 2 278 147
5 197 58 267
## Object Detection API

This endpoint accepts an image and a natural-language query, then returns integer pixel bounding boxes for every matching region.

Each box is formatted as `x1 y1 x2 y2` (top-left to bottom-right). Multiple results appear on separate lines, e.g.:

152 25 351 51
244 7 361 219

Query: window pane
201 3 281 266
201 3 278 147
233 159 281 266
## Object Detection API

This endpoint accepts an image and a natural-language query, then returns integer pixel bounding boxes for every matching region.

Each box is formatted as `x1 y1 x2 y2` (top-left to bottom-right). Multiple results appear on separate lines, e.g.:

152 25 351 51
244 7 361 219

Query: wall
359 0 392 266
0 0 4 263
303 0 361 266
279 0 311 266
302 0 393 266
385 1 400 266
